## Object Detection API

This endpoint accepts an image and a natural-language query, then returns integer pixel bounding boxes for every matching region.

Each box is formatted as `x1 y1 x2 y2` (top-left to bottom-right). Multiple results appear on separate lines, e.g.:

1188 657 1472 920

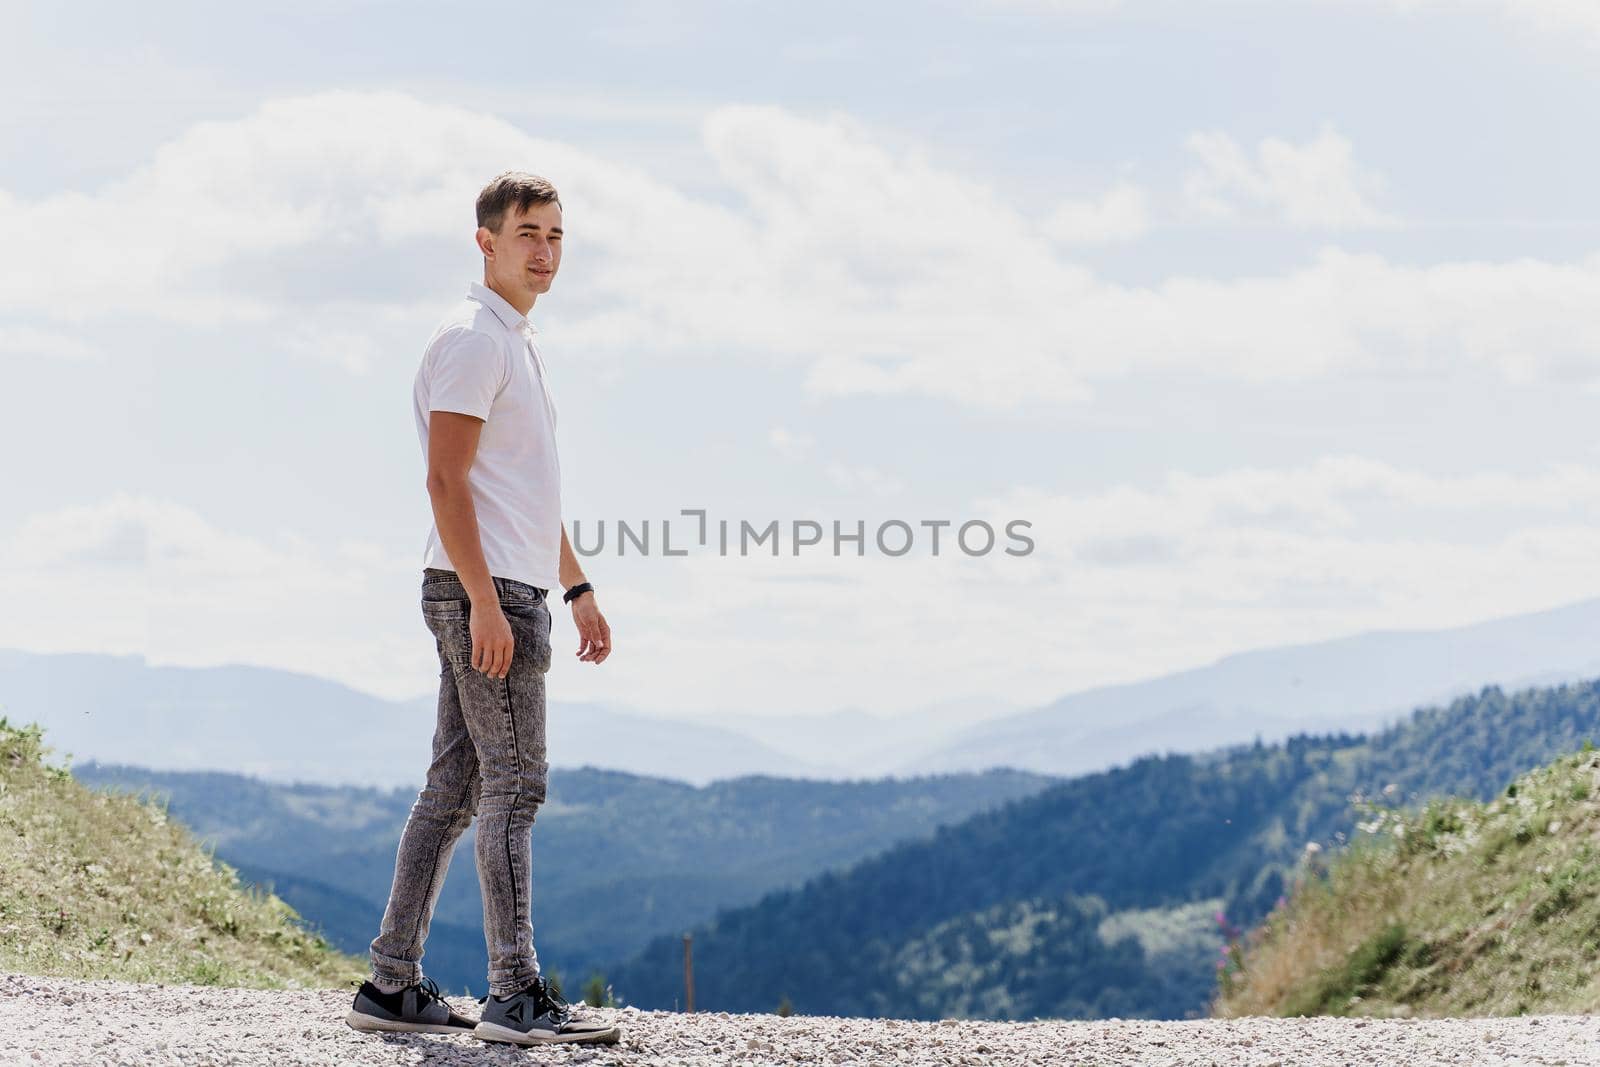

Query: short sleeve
425 327 507 421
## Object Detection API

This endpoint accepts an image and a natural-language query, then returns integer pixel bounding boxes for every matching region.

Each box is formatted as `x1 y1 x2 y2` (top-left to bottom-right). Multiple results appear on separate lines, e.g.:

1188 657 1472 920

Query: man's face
479 200 563 307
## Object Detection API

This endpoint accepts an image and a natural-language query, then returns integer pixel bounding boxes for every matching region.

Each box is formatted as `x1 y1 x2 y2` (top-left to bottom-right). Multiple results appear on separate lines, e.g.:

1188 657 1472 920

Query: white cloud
1500 0 1600 37
439 453 1600 713
970 0 1126 10
0 492 429 699
975 0 1600 45
1372 0 1600 44
1042 182 1150 244
6 92 1600 413
963 455 1600 695
769 426 906 498
824 463 907 496
768 426 815 459
0 325 102 361
1182 124 1396 228
12 454 1600 715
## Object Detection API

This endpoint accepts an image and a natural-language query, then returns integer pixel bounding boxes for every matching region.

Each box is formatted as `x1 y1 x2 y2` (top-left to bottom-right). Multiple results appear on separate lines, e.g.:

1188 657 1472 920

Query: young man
345 172 619 1046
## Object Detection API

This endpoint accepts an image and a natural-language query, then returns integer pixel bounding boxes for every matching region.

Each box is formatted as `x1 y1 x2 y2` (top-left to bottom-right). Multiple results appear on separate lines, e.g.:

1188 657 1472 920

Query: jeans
368 567 554 997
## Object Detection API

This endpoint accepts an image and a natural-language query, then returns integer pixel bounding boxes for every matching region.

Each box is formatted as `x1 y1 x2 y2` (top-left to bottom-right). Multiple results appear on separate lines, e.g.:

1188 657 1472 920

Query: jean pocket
421 598 470 620
499 589 545 608
422 599 472 667
499 597 552 672
422 578 467 598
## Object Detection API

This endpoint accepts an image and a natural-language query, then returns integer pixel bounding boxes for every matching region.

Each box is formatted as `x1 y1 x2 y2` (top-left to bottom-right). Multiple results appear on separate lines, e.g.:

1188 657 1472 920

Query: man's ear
474 225 494 260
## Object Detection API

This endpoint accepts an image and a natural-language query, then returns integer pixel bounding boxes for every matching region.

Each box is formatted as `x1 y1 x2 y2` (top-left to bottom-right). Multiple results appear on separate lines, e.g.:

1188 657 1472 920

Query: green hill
20 673 1600 1017
71 760 1054 997
605 679 1600 1020
608 737 1325 1018
1217 744 1600 1018
0 717 363 989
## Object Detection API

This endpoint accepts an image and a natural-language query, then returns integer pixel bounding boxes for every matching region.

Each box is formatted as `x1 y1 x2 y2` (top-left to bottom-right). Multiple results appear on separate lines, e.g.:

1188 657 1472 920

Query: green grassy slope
1217 745 1600 1019
0 718 364 989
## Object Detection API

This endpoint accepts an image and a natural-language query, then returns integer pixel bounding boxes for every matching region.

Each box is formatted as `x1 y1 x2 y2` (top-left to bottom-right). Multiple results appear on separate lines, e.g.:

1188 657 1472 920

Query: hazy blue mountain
9 598 1600 796
0 649 819 787
908 595 1600 778
14 594 1600 790
71 760 1055 998
678 696 1023 781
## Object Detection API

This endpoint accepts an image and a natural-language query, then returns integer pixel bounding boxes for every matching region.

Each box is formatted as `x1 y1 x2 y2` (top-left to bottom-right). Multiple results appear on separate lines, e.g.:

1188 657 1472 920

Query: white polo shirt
413 281 562 591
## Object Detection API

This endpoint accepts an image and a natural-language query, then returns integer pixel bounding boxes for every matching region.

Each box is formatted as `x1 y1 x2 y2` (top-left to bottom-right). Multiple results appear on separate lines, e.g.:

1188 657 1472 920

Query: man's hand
470 604 515 679
571 594 611 664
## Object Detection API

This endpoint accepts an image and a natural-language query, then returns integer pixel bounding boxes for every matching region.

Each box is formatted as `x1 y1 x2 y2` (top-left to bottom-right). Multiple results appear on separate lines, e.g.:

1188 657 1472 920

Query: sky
5 0 1600 723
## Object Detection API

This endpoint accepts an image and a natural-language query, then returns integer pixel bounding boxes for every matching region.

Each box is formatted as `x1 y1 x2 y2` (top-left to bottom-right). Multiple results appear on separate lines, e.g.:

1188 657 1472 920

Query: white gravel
4 971 1600 1066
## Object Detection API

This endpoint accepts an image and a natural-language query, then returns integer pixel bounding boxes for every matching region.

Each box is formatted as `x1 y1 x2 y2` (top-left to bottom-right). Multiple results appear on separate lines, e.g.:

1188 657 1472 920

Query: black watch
562 582 594 605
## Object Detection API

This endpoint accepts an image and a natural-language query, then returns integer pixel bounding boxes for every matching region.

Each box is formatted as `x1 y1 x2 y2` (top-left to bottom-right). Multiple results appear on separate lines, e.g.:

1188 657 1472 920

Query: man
345 172 619 1047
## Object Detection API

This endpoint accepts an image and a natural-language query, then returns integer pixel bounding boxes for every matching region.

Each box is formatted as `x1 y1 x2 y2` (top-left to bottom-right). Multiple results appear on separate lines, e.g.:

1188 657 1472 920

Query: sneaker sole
473 1020 622 1045
345 1009 475 1035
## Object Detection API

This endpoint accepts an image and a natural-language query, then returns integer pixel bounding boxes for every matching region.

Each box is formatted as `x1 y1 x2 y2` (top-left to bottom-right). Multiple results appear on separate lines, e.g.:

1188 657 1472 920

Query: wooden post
682 932 695 1013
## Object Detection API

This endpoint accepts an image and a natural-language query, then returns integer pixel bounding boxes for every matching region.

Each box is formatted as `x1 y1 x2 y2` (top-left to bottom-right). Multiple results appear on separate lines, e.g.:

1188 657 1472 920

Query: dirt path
4 971 1598 1066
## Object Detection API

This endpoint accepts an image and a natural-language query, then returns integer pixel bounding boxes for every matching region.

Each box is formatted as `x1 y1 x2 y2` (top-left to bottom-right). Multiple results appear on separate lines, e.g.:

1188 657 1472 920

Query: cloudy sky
5 0 1600 725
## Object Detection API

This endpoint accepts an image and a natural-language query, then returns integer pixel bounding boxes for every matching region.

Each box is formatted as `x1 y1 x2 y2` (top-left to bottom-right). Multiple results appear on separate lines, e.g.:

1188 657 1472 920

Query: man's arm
558 523 587 591
558 520 610 664
427 412 499 608
427 410 515 679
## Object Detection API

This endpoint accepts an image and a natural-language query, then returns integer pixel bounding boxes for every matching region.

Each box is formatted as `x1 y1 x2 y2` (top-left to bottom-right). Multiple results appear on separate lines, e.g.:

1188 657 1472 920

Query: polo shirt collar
469 281 539 334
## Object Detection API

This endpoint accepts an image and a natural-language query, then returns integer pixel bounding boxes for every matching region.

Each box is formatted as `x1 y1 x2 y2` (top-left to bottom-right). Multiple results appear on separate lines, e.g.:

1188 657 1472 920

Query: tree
584 969 619 1008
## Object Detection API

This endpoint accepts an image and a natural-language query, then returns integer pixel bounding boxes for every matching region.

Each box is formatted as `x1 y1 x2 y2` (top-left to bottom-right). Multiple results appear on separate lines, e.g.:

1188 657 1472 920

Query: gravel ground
5 972 1600 1067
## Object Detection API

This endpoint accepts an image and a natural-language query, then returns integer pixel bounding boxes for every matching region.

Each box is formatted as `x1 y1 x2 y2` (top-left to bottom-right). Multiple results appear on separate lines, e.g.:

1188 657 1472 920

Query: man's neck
484 276 534 317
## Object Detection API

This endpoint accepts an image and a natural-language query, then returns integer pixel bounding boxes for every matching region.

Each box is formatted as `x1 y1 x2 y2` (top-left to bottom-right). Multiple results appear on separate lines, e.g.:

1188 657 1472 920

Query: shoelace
475 974 570 1016
539 975 571 1013
414 975 447 1009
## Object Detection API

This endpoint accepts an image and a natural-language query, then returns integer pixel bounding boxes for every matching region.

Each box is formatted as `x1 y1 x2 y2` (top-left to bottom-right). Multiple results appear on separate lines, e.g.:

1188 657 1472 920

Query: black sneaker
473 974 621 1046
345 976 477 1035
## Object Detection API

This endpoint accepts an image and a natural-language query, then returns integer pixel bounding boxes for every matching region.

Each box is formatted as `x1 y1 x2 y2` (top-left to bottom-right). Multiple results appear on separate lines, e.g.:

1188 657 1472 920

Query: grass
1213 744 1600 1018
0 716 366 989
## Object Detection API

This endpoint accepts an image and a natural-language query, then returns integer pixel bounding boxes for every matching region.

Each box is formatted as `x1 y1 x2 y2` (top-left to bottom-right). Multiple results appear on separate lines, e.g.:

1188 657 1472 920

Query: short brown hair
476 172 562 233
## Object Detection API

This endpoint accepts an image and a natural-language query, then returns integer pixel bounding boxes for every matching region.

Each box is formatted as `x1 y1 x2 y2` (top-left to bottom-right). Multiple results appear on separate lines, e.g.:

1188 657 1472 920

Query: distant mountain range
604 677 1600 1020
0 649 813 787
71 760 1053 998
889 594 1600 778
9 595 1600 786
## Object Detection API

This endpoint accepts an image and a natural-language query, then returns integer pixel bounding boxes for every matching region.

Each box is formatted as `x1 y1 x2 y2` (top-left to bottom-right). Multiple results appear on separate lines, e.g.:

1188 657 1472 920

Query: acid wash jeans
368 567 553 998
